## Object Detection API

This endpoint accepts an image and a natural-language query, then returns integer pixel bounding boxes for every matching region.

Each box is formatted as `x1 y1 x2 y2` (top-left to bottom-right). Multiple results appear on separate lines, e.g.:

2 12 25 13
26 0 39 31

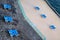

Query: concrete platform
20 0 60 40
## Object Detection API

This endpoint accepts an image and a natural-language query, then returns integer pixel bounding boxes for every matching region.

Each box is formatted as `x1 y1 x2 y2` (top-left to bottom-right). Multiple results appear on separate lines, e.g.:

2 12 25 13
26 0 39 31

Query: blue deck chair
8 29 19 37
34 6 40 10
4 16 13 22
40 14 47 18
49 25 56 29
3 4 11 9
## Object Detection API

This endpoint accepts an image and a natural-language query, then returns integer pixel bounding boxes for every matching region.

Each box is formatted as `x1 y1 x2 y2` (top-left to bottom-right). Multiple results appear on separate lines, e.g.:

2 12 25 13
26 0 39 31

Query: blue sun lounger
3 4 11 9
8 29 19 37
4 16 13 22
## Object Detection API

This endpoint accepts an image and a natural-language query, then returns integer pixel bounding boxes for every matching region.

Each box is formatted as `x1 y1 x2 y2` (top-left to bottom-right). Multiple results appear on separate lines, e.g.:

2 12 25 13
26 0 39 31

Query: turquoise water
47 0 60 16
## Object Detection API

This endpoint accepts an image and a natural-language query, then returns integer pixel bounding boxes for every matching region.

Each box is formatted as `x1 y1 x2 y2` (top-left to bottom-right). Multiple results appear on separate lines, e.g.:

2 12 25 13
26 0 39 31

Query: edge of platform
18 0 46 40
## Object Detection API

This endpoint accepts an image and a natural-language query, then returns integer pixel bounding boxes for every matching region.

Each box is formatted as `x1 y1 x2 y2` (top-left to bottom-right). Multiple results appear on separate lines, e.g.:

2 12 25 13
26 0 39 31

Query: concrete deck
20 0 60 40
